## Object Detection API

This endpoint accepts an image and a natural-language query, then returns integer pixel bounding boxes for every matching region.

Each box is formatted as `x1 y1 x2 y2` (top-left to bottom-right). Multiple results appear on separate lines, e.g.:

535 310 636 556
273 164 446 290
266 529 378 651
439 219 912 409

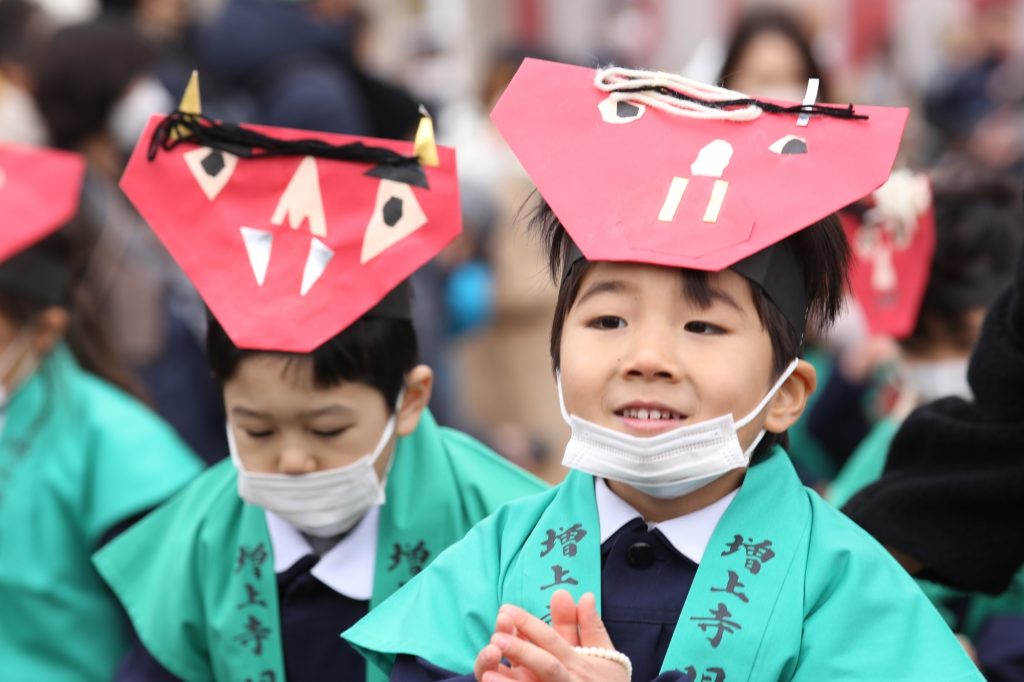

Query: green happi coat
94 410 545 682
0 344 203 681
345 446 982 681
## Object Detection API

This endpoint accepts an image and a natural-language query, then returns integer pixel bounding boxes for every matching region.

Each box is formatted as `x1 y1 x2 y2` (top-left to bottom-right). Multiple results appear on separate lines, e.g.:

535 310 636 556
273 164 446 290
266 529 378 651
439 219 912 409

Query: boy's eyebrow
576 279 634 305
299 405 353 418
701 285 744 313
231 405 354 419
231 406 269 419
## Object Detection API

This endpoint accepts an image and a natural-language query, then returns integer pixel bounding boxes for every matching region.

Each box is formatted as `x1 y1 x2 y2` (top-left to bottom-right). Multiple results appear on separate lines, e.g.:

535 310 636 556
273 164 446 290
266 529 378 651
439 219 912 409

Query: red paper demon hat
0 142 86 305
491 60 909 333
840 171 936 339
121 75 461 353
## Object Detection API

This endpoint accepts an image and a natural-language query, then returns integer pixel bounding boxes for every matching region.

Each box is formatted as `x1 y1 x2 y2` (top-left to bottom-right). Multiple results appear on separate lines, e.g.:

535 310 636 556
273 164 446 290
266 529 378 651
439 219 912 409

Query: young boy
343 60 982 681
93 76 545 682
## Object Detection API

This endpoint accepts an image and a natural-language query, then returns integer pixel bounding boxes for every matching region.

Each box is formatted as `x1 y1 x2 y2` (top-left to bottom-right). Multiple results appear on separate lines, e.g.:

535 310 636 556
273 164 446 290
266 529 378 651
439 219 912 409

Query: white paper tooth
650 409 662 420
637 409 649 420
239 227 273 286
300 237 334 296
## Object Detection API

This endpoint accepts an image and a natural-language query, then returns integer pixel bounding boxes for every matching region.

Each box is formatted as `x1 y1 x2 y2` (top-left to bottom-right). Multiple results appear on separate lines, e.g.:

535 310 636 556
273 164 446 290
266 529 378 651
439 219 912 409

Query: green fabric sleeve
346 488 557 676
79 374 204 544
93 462 237 682
438 425 547 519
792 495 983 681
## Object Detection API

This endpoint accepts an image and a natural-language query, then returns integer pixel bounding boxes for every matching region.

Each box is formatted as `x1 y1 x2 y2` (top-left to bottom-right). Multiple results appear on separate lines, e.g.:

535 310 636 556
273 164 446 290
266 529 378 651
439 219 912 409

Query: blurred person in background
0 142 202 681
99 0 204 101
0 0 53 145
844 228 1024 680
924 0 1024 178
827 167 1023 678
830 167 1023 507
196 0 419 139
33 18 228 462
718 6 832 103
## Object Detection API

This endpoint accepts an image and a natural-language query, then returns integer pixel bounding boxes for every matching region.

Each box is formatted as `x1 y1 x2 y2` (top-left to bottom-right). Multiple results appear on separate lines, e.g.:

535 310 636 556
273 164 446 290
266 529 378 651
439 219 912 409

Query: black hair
530 198 849 380
718 7 831 102
206 313 419 412
902 166 1024 354
0 220 144 399
33 18 154 150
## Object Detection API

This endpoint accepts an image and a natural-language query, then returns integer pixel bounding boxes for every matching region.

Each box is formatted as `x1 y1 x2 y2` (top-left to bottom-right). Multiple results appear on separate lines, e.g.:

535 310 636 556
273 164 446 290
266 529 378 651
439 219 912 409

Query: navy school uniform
116 509 381 681
389 479 736 682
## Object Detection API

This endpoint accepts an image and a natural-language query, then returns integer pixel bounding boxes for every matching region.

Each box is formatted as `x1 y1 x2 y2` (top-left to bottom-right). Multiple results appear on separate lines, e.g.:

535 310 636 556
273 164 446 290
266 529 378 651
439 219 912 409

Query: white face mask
228 396 402 538
558 359 799 499
107 76 174 154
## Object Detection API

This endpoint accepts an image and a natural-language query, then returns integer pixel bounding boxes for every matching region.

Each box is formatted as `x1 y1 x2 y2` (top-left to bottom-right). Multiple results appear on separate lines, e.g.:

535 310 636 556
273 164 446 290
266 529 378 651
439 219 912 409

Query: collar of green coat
96 409 540 682
517 446 811 679
347 446 811 681
3 343 77 448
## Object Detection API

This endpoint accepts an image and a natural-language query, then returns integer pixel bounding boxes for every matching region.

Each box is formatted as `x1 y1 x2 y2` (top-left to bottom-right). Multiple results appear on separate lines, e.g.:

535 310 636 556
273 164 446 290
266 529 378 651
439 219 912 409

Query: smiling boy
343 60 982 681
92 78 545 682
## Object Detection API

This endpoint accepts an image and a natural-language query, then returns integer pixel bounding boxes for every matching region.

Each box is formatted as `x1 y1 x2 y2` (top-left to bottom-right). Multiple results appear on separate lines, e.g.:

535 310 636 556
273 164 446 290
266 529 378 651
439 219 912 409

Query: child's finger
499 604 576 660
549 589 580 646
495 610 517 637
576 592 615 649
474 642 506 680
492 632 568 682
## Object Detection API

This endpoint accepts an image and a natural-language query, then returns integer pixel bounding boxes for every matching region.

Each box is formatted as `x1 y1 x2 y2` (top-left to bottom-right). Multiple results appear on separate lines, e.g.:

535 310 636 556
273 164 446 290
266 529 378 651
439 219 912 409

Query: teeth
621 407 680 420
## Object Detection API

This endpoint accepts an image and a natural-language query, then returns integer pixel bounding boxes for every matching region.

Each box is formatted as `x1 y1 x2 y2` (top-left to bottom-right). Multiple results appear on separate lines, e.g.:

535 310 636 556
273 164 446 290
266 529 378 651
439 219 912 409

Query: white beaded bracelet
573 646 632 680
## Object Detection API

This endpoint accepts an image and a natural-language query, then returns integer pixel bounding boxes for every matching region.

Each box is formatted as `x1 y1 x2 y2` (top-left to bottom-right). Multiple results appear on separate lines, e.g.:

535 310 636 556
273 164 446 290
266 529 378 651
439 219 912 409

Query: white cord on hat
574 646 632 680
595 66 763 122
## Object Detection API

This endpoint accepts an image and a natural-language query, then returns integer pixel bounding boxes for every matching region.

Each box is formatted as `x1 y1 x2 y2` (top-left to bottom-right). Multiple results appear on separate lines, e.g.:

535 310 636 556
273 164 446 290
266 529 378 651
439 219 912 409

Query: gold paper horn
171 70 202 142
413 104 439 167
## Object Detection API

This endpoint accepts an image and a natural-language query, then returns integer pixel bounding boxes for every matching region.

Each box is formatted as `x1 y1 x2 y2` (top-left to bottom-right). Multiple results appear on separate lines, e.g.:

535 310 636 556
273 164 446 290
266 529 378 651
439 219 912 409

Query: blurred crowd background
4 0 1024 483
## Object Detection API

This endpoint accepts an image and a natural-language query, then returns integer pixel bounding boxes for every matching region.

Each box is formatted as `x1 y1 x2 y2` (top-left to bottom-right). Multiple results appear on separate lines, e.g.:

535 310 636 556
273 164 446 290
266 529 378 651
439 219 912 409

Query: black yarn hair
206 313 419 413
529 197 849 381
903 166 1024 354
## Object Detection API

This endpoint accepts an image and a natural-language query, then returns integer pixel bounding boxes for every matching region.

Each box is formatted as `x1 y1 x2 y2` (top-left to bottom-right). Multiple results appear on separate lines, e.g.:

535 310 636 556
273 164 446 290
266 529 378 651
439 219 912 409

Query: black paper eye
361 179 428 263
183 146 239 200
769 135 808 155
598 96 646 124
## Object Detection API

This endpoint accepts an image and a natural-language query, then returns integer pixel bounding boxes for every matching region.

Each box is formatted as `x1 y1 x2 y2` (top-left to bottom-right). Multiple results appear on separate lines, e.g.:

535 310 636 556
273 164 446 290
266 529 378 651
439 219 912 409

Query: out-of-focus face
728 30 810 101
224 354 396 477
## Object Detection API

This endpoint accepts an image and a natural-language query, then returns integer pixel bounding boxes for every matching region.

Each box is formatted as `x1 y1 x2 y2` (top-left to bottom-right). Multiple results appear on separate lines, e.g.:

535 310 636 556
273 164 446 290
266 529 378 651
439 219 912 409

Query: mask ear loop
734 358 800 460
734 358 800 430
374 387 407 488
555 370 573 425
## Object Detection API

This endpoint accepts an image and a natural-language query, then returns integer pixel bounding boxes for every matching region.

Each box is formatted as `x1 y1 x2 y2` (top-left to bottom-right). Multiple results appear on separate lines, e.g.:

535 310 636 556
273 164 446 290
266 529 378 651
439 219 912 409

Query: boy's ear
31 307 70 356
763 359 817 434
395 364 434 437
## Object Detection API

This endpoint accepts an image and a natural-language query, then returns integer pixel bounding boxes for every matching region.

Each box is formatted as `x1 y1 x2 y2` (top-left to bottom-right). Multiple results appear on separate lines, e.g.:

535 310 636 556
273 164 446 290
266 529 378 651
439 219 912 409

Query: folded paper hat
120 75 461 353
491 60 909 333
0 142 86 305
840 170 936 339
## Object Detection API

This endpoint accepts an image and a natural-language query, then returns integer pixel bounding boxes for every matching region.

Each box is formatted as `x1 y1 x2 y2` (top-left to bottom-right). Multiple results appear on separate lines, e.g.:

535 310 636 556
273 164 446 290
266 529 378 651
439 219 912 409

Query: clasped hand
473 589 631 682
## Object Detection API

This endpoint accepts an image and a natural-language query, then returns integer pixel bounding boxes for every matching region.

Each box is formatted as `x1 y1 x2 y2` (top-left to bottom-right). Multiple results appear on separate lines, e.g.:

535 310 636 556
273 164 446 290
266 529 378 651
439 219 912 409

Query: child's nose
277 445 317 475
622 331 680 380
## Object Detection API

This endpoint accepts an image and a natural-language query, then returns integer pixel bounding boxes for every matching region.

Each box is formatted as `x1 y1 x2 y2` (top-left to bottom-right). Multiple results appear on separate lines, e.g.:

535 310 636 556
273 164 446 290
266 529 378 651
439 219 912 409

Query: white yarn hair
594 66 763 122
